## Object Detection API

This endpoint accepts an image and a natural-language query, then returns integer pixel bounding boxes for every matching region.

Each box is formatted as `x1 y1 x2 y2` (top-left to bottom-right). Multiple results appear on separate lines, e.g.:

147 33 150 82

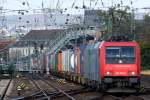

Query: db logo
116 72 126 74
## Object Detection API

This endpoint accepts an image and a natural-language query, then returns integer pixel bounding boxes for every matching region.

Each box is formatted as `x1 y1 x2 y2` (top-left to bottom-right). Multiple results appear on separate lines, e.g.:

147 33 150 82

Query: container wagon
48 41 141 91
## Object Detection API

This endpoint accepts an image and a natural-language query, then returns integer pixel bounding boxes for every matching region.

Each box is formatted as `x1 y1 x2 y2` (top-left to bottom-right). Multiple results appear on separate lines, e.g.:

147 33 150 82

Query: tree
99 5 132 35
135 15 150 69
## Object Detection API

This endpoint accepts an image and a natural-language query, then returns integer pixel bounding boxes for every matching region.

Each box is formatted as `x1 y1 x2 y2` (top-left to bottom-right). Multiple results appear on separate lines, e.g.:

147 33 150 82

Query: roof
22 29 65 40
0 40 16 52
13 29 66 47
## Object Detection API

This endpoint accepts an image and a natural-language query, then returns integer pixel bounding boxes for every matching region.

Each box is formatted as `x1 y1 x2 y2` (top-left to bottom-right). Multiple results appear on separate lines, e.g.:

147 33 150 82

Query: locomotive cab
101 42 141 89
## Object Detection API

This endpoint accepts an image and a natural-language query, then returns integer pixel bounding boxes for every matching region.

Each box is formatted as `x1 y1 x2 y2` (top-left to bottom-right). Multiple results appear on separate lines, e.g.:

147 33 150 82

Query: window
106 46 135 64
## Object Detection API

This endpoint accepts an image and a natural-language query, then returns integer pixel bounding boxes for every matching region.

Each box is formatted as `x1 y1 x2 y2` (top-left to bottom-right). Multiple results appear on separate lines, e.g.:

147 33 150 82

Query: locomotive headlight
106 71 112 75
131 72 135 75
107 72 110 75
118 59 123 64
129 71 136 75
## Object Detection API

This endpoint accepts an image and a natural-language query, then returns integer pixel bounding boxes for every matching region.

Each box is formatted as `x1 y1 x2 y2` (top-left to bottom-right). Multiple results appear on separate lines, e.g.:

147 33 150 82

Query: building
9 29 66 72
0 40 15 64
83 10 101 28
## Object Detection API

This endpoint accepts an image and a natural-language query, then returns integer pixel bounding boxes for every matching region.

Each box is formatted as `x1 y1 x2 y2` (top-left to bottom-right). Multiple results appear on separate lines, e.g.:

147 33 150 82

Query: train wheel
96 83 101 91
101 82 107 92
136 81 141 93
78 77 81 83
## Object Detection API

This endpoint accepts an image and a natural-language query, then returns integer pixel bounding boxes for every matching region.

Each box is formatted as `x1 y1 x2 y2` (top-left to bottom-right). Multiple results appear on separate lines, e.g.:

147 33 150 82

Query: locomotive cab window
106 46 135 64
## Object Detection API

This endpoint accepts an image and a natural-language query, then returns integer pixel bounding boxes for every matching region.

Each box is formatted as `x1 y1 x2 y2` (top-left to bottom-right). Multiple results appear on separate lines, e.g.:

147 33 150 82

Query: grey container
82 42 102 82
79 45 86 76
83 45 91 79
90 42 101 82
66 50 70 72
62 50 70 72
88 45 95 80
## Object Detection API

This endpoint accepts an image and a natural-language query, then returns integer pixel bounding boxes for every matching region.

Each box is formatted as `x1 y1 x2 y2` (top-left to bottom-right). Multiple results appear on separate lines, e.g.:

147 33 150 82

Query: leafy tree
99 5 132 35
136 14 150 69
99 6 150 69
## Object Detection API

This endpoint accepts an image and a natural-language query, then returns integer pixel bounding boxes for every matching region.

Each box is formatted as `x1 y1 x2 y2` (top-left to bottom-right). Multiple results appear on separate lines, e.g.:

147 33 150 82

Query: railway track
11 74 150 100
15 74 75 100
44 75 150 100
0 79 12 100
37 75 75 100
98 93 146 100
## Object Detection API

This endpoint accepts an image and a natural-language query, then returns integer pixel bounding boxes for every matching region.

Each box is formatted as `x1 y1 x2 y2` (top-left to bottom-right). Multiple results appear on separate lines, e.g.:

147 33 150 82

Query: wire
101 0 104 7
94 0 99 8
71 0 77 8
56 0 60 9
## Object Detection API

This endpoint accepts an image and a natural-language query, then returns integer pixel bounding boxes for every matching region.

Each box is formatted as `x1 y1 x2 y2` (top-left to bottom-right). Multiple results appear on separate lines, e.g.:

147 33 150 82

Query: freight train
41 41 141 91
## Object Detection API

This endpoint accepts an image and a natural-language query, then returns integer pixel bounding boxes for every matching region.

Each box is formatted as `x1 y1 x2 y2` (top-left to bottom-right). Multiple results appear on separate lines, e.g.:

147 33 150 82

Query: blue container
83 45 92 79
82 42 101 82
79 45 86 76
90 42 101 82
88 45 95 80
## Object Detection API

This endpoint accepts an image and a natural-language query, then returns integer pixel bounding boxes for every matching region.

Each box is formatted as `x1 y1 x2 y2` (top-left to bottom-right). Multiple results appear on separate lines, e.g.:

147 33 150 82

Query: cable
94 0 99 8
71 0 77 8
101 0 104 7
56 0 60 9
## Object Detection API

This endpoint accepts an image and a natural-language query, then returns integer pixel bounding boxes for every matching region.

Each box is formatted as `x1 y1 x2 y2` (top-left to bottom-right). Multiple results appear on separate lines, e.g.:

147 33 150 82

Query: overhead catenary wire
71 0 77 8
101 0 104 7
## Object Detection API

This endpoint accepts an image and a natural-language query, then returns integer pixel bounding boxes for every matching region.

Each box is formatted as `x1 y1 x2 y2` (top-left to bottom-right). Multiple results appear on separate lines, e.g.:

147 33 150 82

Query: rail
0 79 12 100
37 75 75 100
15 74 75 100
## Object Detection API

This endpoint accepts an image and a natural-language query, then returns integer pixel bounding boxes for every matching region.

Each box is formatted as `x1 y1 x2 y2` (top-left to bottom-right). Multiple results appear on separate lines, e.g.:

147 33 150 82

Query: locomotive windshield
106 46 135 64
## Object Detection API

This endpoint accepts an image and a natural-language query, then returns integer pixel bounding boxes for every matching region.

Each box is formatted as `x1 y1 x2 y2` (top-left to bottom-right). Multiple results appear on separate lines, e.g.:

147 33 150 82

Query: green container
54 52 58 72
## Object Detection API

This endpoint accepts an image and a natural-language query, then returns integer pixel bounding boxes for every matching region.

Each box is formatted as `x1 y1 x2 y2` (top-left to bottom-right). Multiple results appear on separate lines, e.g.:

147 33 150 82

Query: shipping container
61 50 70 73
75 47 80 75
54 52 58 72
69 49 75 74
44 53 49 74
90 42 101 82
66 50 70 72
62 50 66 72
48 54 51 71
83 45 91 79
88 45 95 80
58 50 62 72
79 45 86 76
49 54 53 70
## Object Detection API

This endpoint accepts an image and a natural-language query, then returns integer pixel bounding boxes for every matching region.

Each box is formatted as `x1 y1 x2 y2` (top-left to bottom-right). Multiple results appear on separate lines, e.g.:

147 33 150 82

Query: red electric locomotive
48 39 141 92
100 41 141 91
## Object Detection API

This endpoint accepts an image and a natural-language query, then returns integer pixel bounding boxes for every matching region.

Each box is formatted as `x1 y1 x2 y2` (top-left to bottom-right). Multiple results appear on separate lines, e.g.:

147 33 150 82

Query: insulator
83 5 86 9
75 6 78 9
19 17 22 20
26 21 29 23
65 22 68 24
60 11 63 14
22 2 25 5
66 19 69 21
21 12 24 15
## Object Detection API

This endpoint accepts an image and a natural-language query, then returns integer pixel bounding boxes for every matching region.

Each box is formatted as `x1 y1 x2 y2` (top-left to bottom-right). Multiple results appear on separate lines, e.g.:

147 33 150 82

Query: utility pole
42 1 47 29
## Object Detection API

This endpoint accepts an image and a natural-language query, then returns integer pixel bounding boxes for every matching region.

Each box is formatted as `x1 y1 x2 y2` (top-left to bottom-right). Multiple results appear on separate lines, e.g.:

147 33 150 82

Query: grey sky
1 0 150 14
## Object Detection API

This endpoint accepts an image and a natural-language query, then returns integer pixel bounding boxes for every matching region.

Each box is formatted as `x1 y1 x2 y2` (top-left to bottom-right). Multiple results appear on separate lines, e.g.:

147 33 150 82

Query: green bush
140 45 150 70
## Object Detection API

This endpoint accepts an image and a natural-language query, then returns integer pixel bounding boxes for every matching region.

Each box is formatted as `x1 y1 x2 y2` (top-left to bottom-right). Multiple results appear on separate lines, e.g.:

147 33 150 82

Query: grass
141 70 150 75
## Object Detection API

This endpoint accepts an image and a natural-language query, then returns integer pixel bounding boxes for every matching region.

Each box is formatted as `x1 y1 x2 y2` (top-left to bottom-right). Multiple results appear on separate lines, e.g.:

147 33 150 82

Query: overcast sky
1 0 150 14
